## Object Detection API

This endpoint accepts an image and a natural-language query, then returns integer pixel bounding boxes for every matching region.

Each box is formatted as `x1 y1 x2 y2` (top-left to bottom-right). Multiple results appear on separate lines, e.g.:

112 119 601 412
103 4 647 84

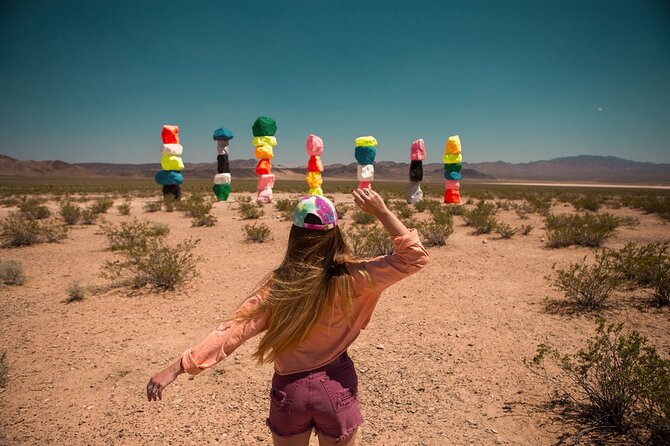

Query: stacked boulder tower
406 138 425 203
354 136 377 189
212 127 233 201
443 135 462 204
305 134 324 195
252 116 277 204
155 124 184 200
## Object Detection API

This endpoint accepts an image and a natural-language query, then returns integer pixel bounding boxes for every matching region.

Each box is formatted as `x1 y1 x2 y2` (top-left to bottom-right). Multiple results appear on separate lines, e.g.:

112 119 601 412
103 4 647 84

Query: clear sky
1 0 669 166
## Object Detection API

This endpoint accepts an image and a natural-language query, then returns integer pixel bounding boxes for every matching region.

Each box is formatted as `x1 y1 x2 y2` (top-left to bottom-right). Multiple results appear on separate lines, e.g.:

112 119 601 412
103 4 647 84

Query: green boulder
213 183 231 201
252 116 277 136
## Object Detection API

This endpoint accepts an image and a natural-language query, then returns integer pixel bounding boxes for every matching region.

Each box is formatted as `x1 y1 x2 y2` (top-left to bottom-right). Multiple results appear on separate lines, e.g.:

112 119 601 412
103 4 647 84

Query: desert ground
0 190 668 446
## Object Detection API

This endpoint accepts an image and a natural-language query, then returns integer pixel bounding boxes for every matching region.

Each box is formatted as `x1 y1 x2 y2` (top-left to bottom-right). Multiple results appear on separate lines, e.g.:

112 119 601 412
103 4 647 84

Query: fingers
351 189 365 209
147 379 162 402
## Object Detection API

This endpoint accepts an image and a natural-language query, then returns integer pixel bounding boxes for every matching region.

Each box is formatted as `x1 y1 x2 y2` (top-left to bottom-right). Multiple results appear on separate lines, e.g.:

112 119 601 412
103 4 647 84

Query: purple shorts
267 351 363 442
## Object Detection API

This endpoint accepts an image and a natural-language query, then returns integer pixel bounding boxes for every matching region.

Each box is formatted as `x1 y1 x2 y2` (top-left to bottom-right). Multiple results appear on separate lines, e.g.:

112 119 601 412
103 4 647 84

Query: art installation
155 124 184 200
354 135 377 190
305 134 324 195
406 138 425 203
212 127 233 201
252 116 277 204
443 135 462 204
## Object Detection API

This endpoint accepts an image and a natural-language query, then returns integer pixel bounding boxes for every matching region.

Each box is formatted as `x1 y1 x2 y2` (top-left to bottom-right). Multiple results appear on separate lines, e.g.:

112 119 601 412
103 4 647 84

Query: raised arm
350 189 429 293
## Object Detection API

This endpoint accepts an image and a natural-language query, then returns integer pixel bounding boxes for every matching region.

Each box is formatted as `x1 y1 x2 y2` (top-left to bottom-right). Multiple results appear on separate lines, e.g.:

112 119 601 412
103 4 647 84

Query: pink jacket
182 229 429 376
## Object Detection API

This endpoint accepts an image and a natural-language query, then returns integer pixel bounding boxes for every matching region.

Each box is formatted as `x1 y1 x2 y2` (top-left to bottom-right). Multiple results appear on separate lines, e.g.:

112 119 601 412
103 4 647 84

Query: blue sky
1 0 669 166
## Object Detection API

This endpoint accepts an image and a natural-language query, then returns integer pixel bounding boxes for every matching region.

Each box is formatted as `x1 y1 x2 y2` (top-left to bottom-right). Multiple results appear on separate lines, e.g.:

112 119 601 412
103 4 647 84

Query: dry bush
0 260 26 285
59 200 81 225
0 197 20 207
0 212 67 247
143 200 162 213
65 281 86 303
116 201 131 216
545 213 620 248
242 222 272 243
79 207 99 225
18 198 51 220
530 319 670 443
413 199 439 213
547 253 619 310
606 242 670 306
89 197 114 214
274 198 298 221
238 201 264 220
102 238 201 291
417 217 453 247
352 210 376 225
99 219 169 252
393 202 414 219
572 195 602 212
463 201 498 234
346 225 393 257
495 222 517 239
520 224 534 235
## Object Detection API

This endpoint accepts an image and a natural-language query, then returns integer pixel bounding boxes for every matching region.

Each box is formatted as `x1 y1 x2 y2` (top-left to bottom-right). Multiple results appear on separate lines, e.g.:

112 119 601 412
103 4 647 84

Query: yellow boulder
255 145 274 159
445 135 461 155
161 155 184 171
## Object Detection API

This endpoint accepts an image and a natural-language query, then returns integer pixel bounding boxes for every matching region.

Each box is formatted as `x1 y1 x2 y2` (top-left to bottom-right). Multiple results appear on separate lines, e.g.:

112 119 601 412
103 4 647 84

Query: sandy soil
0 193 668 446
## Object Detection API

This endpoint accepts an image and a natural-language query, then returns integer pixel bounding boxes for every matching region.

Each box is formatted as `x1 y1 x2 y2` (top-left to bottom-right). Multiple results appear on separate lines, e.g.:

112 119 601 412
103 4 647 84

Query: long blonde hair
238 220 360 364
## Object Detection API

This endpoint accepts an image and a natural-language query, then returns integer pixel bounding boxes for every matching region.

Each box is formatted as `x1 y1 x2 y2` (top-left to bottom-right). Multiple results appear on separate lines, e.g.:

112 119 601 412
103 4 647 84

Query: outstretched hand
351 188 389 218
146 359 183 402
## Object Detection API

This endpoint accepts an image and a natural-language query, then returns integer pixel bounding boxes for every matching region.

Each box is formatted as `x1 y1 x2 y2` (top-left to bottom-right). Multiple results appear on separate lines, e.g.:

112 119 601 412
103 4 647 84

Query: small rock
482 239 487 244
375 344 385 350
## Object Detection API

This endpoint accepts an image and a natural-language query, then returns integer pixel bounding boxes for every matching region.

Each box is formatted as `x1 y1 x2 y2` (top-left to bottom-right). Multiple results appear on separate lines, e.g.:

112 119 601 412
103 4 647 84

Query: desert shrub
346 225 393 257
238 201 264 220
352 210 376 225
79 207 99 225
531 319 670 442
100 219 169 251
0 212 67 247
621 194 670 221
515 208 529 220
572 195 601 212
428 206 451 225
242 222 272 243
335 203 350 219
0 351 7 388
102 238 201 290
0 197 20 207
65 281 86 303
495 222 517 239
415 199 440 214
619 216 640 228
163 195 176 212
192 213 217 227
116 201 131 216
275 198 298 221
143 200 162 213
18 198 51 220
495 200 512 211
526 195 552 215
606 242 670 306
0 260 26 285
59 200 81 225
547 253 618 309
90 197 114 214
417 218 453 247
393 202 414 219
520 224 534 235
463 201 498 234
545 213 620 248
447 204 466 216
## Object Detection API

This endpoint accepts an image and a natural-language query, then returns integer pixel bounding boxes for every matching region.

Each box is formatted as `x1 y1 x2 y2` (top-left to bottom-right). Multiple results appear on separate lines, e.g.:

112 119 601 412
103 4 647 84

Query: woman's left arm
146 285 270 402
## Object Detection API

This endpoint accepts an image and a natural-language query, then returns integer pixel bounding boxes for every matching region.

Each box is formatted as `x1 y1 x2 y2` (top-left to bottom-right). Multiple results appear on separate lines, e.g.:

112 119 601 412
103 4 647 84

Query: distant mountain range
1 154 669 184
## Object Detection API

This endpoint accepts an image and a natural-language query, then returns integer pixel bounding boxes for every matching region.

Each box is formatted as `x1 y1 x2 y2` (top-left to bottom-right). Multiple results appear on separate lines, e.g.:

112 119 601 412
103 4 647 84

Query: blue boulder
155 170 184 185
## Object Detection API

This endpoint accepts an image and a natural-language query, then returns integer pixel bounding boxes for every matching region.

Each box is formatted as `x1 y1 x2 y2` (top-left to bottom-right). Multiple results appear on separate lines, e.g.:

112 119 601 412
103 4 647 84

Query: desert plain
0 186 668 446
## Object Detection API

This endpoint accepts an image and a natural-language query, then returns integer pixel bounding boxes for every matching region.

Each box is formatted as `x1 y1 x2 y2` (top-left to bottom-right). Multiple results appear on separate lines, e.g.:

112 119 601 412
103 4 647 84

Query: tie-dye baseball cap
293 195 338 230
